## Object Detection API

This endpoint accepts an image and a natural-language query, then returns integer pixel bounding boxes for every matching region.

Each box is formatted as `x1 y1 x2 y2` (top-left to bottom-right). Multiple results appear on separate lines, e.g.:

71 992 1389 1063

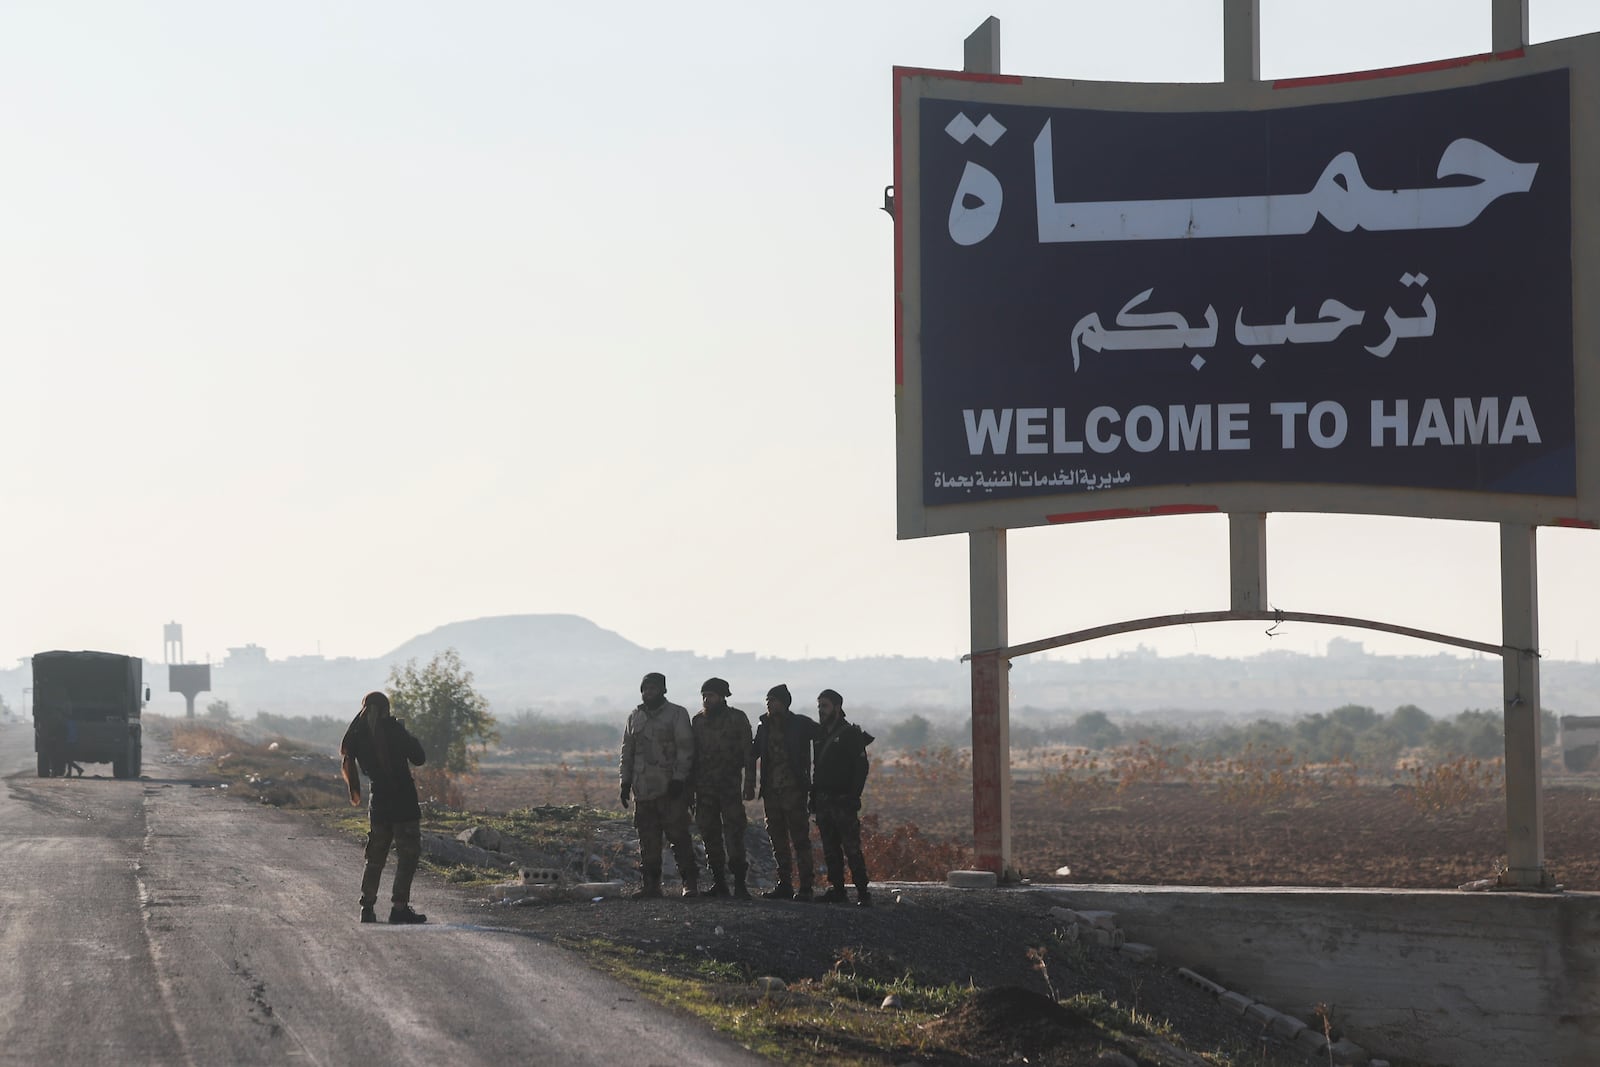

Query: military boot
818 861 847 903
795 878 815 903
761 878 793 900
701 865 730 897
388 904 427 925
731 864 751 900
632 867 663 900
680 867 700 897
855 884 873 908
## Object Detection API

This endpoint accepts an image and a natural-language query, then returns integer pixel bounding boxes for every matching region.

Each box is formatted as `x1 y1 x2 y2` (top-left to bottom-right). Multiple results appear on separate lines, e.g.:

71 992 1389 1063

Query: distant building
1326 637 1366 660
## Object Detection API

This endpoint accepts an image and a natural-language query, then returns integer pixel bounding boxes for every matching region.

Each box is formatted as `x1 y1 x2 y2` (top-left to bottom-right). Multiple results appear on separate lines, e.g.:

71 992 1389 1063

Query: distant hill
4 614 1599 724
385 614 646 673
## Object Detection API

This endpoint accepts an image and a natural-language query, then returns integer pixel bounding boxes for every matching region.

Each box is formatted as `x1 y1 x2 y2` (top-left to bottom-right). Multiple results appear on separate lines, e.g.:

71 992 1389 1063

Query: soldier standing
619 672 699 898
689 678 756 899
812 688 875 906
340 690 429 924
751 683 818 900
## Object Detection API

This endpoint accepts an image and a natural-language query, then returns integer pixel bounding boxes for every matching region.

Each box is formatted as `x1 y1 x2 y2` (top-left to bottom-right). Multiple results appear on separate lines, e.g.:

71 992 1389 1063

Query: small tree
1388 704 1432 747
1067 710 1124 750
386 648 497 777
205 699 233 722
885 714 932 751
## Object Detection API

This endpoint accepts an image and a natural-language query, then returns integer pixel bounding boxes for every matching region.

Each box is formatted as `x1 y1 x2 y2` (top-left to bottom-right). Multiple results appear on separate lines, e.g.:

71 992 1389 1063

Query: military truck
32 651 147 779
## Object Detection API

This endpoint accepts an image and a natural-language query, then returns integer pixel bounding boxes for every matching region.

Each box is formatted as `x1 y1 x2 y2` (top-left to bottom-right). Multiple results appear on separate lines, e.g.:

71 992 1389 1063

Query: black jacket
812 715 873 798
341 713 427 823
752 708 818 797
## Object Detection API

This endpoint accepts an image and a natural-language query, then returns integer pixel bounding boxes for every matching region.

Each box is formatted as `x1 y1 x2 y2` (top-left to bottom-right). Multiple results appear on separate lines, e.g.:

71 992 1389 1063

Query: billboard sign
894 36 1600 537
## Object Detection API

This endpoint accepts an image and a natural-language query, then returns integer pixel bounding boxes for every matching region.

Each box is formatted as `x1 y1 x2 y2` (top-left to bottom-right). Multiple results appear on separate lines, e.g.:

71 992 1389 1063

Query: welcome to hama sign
893 34 1600 538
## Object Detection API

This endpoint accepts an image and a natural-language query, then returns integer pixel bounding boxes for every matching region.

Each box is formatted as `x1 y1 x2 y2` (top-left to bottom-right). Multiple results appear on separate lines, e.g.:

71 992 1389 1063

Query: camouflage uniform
753 687 819 899
812 704 874 905
690 689 756 896
619 693 698 895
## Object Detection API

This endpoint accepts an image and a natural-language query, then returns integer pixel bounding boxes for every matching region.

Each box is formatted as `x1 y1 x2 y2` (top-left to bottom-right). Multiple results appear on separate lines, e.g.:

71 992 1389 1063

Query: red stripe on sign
1274 49 1524 89
1554 517 1600 529
1047 504 1221 524
894 65 1024 86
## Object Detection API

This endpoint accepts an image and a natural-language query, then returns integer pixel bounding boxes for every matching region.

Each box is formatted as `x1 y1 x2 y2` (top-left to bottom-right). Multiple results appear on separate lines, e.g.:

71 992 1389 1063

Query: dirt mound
927 985 1097 1060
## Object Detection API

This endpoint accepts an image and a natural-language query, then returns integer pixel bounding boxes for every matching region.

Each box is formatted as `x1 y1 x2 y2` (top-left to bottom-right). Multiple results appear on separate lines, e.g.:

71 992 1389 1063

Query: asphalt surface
0 722 766 1065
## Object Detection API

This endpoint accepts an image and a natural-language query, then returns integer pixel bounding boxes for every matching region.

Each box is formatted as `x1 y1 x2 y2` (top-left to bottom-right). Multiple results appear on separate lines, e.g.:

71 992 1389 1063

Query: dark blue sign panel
918 71 1572 506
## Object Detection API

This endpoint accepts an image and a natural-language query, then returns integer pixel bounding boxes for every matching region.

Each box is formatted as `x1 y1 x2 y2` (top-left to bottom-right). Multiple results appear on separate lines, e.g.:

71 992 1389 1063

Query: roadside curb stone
1118 942 1157 963
1176 968 1225 996
1219 990 1253 1015
1296 1028 1330 1056
1329 1037 1370 1064
946 870 997 888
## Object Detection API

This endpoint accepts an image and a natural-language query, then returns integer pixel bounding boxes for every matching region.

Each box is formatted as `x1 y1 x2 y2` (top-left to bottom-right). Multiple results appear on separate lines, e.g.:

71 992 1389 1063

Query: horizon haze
7 3 1600 673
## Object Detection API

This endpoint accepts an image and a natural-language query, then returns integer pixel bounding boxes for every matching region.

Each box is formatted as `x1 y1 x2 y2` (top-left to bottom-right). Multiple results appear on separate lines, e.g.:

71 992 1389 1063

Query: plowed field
461 761 1600 890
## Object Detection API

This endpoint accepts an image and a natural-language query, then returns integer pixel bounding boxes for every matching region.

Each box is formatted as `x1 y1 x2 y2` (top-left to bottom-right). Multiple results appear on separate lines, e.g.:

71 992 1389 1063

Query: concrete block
1073 909 1119 931
573 881 624 899
1329 1037 1369 1065
1176 968 1225 996
1119 942 1157 963
1270 1014 1308 1041
1295 1028 1330 1055
490 881 566 904
457 825 504 851
1244 1002 1281 1027
1049 905 1081 923
946 870 998 889
1219 991 1253 1015
1086 927 1115 948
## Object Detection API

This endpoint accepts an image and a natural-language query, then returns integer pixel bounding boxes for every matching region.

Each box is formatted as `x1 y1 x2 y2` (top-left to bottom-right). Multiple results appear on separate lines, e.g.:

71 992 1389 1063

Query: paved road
0 723 765 1065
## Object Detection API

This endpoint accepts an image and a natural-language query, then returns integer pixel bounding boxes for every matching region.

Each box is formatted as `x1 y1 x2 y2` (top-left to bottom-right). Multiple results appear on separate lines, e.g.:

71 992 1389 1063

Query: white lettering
1453 397 1499 444
1016 408 1048 454
963 409 1012 455
1412 398 1452 446
1218 403 1250 451
1168 405 1211 451
1087 406 1122 453
1371 399 1409 446
1270 401 1307 448
1501 396 1541 443
1125 405 1163 453
1052 408 1084 454
1308 400 1347 449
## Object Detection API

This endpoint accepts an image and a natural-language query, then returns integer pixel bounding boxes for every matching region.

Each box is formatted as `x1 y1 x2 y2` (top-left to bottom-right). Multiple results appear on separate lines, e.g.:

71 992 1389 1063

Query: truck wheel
132 739 143 778
37 752 49 777
51 755 67 778
113 750 129 779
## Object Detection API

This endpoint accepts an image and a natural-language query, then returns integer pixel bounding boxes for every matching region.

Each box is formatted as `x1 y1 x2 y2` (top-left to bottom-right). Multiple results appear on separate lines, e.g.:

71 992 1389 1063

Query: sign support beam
1499 522 1549 888
1493 0 1530 53
1223 0 1261 83
963 16 1015 881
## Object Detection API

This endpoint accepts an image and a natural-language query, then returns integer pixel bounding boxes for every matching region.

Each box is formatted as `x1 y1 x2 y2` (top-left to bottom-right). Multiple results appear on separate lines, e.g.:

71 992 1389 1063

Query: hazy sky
5 1 1599 670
